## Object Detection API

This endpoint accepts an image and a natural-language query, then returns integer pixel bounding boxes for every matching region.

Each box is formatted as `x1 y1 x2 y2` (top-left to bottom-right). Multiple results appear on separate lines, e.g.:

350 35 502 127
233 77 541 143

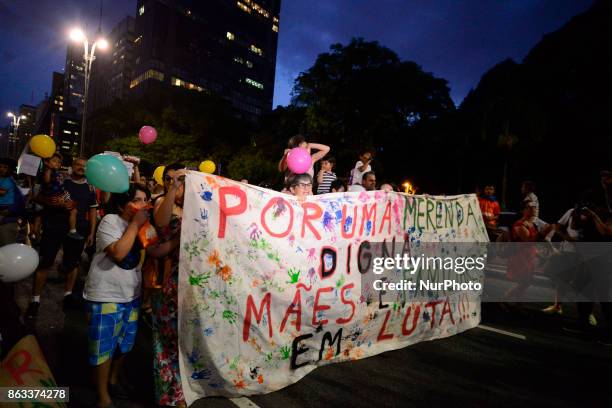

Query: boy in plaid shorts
83 185 150 408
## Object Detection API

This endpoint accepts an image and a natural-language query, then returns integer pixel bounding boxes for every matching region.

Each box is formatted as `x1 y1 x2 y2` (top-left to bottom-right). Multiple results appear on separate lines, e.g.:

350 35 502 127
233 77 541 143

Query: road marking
478 324 526 340
231 397 262 408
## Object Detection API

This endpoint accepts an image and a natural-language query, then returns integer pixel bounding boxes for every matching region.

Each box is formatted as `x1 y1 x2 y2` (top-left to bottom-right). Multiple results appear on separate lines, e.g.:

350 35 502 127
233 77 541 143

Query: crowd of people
0 134 611 407
477 174 612 343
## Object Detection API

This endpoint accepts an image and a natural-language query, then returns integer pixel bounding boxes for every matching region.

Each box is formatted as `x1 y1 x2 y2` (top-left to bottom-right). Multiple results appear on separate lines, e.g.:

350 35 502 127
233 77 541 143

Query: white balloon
0 243 39 283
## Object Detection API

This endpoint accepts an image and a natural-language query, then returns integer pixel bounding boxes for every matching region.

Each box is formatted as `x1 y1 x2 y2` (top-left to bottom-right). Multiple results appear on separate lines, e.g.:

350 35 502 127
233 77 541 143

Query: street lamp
6 112 27 158
69 28 109 156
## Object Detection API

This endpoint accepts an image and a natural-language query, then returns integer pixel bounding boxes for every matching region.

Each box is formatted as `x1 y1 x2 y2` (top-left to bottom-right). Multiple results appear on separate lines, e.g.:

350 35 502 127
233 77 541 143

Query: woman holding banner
151 163 187 407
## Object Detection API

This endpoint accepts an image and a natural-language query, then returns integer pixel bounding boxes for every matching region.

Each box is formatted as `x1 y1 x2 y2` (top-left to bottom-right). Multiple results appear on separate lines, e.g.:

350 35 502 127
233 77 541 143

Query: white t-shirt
349 161 371 186
558 209 579 240
523 192 540 219
83 214 142 303
348 184 365 192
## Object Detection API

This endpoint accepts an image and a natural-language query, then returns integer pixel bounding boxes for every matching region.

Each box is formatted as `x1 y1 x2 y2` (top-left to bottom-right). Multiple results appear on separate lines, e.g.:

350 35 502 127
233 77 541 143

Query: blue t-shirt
0 177 16 207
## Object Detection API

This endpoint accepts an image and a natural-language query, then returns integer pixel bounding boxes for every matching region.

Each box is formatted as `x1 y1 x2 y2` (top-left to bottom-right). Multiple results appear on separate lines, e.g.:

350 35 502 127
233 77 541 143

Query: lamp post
7 111 27 158
69 28 108 157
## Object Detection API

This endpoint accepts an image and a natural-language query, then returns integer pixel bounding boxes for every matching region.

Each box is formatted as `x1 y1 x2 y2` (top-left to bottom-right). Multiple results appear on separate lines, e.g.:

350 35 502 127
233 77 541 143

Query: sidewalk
14 251 155 407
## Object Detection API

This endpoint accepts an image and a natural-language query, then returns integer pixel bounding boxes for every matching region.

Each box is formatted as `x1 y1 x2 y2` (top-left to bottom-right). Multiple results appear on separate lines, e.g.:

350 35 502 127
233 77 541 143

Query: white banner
178 173 488 402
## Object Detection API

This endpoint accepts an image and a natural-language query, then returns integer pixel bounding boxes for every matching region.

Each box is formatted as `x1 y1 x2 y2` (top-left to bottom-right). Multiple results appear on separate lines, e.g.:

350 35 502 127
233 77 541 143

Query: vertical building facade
35 72 81 161
14 104 37 157
90 16 137 112
131 0 281 122
64 43 86 114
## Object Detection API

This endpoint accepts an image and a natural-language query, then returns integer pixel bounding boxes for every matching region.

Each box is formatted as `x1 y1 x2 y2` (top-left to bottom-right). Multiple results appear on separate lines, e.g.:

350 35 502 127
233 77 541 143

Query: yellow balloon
30 134 56 158
153 165 165 185
199 160 216 174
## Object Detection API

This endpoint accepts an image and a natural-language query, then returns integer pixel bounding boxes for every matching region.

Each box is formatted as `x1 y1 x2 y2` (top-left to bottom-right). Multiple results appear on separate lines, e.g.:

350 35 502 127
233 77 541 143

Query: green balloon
85 154 130 193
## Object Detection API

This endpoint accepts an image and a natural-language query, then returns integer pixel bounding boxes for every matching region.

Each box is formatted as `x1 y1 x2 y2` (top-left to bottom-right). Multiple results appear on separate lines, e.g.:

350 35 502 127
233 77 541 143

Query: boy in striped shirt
317 156 337 194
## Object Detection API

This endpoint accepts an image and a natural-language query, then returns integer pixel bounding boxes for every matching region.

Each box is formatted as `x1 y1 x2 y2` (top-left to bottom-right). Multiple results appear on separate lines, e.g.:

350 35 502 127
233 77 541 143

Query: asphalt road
12 263 612 408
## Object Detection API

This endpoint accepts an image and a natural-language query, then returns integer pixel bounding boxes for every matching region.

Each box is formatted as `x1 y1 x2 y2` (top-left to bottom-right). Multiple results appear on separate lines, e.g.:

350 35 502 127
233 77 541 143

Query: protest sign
17 153 41 177
178 173 488 402
0 335 66 407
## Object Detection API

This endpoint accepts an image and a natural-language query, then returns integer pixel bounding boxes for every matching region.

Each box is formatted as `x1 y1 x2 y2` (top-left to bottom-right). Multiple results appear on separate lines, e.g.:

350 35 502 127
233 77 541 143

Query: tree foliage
290 37 455 186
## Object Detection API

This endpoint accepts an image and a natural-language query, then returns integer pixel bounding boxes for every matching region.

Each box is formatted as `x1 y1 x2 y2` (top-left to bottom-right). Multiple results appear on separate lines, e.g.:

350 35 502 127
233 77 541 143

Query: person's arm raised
278 149 289 172
308 143 330 164
154 169 186 228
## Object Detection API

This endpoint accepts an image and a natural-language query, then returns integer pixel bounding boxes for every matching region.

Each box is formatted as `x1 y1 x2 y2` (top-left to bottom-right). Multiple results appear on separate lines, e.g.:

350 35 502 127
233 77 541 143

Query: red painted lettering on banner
336 283 356 324
3 350 44 385
260 197 294 238
243 293 273 341
402 304 421 336
377 310 394 341
218 186 247 238
301 202 323 240
312 287 334 326
425 300 444 329
280 289 303 333
379 201 392 235
360 203 377 237
440 298 455 326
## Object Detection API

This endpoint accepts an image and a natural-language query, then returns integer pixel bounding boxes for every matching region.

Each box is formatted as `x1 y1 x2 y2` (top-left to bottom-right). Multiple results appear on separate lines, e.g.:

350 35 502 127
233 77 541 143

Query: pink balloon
286 147 312 174
139 126 157 144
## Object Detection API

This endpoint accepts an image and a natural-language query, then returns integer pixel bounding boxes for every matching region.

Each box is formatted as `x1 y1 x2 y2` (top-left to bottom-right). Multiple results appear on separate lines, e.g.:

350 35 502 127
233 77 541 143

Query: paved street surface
12 258 612 408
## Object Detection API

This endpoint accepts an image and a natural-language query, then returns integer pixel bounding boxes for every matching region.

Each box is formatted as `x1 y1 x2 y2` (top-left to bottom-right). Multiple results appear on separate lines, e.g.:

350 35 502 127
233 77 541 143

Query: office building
90 16 137 112
131 0 281 121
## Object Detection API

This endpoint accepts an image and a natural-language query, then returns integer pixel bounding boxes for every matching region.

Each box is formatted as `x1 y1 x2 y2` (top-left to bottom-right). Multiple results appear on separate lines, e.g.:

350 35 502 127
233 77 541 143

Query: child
278 135 330 178
316 156 337 194
348 149 373 187
39 153 81 240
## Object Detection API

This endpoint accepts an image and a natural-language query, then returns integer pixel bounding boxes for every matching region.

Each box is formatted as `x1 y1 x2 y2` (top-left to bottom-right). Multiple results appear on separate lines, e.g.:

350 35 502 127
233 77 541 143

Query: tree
291 38 455 182
88 84 252 173
458 0 612 215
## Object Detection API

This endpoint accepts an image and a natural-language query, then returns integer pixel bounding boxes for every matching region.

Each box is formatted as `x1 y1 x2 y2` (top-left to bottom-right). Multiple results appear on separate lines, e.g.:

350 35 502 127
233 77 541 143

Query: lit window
63 130 72 134
245 78 263 89
227 32 235 41
251 2 270 18
250 44 263 56
273 16 279 23
130 69 165 88
171 76 205 92
139 5 145 15
237 1 251 13
272 24 278 32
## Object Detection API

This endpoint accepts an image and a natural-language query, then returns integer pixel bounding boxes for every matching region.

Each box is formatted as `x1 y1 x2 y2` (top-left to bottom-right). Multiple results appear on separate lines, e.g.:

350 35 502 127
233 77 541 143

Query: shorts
38 223 89 269
86 298 141 366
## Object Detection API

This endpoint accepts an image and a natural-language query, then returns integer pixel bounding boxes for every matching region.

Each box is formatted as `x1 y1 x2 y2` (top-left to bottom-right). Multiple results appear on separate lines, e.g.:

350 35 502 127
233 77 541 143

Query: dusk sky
0 0 593 120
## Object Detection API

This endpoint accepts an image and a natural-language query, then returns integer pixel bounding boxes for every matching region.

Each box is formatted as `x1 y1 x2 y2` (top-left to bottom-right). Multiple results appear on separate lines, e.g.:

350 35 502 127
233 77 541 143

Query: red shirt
478 197 500 228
